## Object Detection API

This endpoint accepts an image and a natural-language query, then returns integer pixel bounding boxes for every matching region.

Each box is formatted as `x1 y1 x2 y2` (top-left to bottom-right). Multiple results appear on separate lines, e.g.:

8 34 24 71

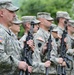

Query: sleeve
19 35 27 48
0 30 20 68
66 49 74 55
32 61 45 73
50 36 59 64
34 35 45 55
32 47 45 73
50 49 59 65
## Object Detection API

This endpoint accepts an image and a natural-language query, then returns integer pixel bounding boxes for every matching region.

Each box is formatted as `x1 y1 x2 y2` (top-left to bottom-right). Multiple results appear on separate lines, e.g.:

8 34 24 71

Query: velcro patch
37 37 45 42
0 36 3 43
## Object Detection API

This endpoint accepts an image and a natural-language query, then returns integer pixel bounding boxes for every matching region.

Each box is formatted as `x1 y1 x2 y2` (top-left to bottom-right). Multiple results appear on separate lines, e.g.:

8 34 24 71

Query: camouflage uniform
66 20 74 75
0 0 21 75
0 24 22 75
20 16 40 75
33 28 59 75
56 11 71 75
0 0 22 75
32 12 61 75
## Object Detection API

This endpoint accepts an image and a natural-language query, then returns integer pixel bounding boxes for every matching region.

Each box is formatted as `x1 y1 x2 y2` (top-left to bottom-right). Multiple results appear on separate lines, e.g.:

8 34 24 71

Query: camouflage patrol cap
50 24 57 32
12 15 23 25
21 16 40 24
37 12 53 21
52 28 58 32
68 20 74 27
56 11 71 19
0 0 19 11
51 24 57 28
31 16 40 24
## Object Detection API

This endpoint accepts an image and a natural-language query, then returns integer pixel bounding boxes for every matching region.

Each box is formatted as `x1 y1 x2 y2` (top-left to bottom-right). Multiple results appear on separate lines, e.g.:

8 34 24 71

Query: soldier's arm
32 47 45 73
19 35 27 48
67 49 74 55
50 37 62 64
34 34 46 56
0 30 20 68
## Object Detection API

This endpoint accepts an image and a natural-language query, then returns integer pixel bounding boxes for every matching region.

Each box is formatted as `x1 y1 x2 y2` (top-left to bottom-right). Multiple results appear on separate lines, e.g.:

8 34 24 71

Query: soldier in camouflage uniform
10 15 23 39
0 0 35 75
30 16 40 34
56 11 71 36
19 16 39 46
19 16 40 75
32 12 65 75
66 20 74 75
56 11 72 75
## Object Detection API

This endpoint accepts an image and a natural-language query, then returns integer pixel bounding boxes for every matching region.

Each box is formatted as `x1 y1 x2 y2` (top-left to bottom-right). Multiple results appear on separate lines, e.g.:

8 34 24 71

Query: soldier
32 12 64 75
56 11 71 36
31 17 40 33
10 15 23 39
19 16 40 75
52 27 61 42
11 15 34 74
66 20 74 75
20 16 40 46
0 0 32 75
66 20 74 52
56 11 72 75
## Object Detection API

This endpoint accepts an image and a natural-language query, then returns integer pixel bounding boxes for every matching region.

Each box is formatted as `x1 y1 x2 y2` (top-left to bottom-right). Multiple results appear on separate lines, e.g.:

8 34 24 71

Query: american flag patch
0 37 3 43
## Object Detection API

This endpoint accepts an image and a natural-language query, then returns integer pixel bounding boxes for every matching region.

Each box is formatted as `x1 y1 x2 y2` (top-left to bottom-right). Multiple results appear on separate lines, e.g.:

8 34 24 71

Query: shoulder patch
0 36 3 43
37 37 45 42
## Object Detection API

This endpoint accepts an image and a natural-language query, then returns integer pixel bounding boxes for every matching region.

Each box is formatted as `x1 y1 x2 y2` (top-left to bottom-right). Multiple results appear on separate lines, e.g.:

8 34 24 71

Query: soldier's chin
8 22 13 27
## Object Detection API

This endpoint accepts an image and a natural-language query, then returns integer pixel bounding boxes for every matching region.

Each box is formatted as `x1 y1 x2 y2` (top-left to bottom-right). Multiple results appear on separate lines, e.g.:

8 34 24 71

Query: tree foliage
18 0 74 37
19 0 73 17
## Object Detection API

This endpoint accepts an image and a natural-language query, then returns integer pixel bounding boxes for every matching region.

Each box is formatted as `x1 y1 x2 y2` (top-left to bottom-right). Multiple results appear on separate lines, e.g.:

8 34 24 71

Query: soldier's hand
57 58 63 64
28 66 32 73
27 40 33 47
64 37 67 43
18 61 28 71
58 34 62 39
61 61 66 67
42 44 47 54
27 40 34 51
44 61 51 67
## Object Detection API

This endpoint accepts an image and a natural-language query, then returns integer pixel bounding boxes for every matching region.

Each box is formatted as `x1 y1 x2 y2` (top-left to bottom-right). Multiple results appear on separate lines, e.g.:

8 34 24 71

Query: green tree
18 0 74 37
19 0 73 17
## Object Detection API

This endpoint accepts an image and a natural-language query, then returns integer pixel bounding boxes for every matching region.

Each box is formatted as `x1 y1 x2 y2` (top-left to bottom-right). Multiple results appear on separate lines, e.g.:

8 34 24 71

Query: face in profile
33 24 39 33
2 9 16 26
10 24 20 34
44 19 53 28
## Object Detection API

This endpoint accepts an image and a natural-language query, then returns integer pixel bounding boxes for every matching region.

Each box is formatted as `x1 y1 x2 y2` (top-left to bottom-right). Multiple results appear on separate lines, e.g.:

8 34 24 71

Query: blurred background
12 0 74 37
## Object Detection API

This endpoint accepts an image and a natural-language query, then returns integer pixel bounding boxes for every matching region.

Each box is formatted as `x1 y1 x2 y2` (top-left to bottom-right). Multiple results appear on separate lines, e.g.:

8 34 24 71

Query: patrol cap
32 19 40 24
56 11 71 19
31 16 40 25
0 0 19 11
68 20 74 27
52 28 58 32
49 24 57 32
12 15 23 25
21 16 39 23
51 24 57 28
37 12 53 21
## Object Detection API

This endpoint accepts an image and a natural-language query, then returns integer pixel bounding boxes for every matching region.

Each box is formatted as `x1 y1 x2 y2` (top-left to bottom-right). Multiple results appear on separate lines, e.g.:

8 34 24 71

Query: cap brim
65 17 71 20
57 16 71 20
6 3 19 12
46 17 54 21
33 19 40 24
52 30 58 32
52 29 58 32
13 20 23 25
